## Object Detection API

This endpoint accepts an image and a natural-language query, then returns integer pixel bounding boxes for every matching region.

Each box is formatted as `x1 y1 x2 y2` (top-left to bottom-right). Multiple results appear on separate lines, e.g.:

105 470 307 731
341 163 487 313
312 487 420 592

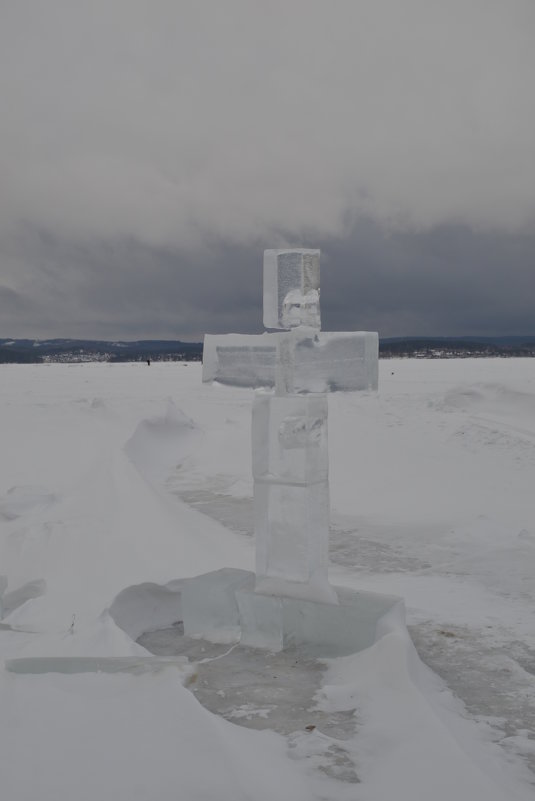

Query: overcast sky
1 1 534 340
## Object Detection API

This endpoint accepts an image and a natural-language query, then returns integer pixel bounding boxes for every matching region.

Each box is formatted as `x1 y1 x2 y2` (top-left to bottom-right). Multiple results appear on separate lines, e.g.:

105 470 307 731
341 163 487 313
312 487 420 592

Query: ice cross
203 249 378 604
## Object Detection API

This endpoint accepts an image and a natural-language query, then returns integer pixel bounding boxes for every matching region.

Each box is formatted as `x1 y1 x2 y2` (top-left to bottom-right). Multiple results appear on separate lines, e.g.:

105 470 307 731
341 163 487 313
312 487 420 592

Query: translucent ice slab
202 331 378 392
252 392 332 598
254 481 331 590
236 585 404 654
252 393 328 486
5 656 191 675
202 333 277 388
179 568 404 656
181 568 255 643
263 249 321 330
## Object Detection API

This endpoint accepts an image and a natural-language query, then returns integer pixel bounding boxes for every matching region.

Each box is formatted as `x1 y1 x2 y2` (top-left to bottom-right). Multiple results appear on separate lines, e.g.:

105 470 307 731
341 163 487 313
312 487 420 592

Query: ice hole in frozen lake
108 579 361 783
107 573 395 789
143 633 362 784
138 624 358 742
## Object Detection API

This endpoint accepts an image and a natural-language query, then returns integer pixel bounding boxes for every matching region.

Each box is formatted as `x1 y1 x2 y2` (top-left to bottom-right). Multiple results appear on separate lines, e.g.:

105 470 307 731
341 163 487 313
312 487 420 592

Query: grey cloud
0 2 534 339
321 222 535 336
1 221 533 340
2 1 535 247
0 287 28 314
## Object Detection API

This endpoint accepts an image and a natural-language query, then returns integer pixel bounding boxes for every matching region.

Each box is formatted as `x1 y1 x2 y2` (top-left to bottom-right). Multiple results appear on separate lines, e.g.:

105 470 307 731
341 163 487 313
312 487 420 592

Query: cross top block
263 249 321 330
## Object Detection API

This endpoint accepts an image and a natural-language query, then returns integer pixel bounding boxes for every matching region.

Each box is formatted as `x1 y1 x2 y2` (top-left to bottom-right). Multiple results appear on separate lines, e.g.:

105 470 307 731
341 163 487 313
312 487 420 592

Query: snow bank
319 623 532 801
1 668 311 801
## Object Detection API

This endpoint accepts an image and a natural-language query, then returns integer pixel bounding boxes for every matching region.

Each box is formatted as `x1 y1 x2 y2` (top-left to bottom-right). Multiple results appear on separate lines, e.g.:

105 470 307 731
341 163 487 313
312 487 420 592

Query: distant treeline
0 339 203 364
1 337 535 364
380 336 535 358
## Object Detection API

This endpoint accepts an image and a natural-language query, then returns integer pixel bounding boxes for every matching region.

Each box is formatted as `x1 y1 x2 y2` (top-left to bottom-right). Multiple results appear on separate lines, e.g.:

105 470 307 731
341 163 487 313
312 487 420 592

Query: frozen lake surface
1 359 534 799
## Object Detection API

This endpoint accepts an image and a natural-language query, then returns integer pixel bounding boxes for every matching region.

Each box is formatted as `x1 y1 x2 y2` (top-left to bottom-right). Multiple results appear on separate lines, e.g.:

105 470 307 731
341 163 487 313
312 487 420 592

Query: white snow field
1 358 534 800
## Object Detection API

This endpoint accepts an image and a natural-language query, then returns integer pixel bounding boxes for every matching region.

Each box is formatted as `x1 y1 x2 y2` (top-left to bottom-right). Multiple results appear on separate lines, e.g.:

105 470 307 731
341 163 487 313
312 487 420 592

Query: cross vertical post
252 250 337 603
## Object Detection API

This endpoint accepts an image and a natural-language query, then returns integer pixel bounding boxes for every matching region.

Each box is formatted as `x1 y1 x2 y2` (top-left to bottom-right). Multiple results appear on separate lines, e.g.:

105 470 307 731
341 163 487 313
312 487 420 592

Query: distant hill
1 336 534 364
0 339 203 364
380 336 535 358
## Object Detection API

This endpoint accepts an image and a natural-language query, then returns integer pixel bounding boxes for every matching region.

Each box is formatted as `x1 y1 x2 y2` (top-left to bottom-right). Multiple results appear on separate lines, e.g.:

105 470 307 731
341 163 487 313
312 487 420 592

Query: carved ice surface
236 584 404 654
254 482 333 601
263 249 321 330
181 568 255 643
197 247 385 642
252 393 328 485
202 334 278 388
5 656 191 675
252 392 335 603
281 288 320 330
178 568 404 655
202 331 378 392
201 248 379 609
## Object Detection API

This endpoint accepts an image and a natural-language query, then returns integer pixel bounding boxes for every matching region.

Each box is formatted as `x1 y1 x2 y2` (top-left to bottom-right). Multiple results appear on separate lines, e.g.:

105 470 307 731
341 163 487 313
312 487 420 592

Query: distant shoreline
1 336 534 364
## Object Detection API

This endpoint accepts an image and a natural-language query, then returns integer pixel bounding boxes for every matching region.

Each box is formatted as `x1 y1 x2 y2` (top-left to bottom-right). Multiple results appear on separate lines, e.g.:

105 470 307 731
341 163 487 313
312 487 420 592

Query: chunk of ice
5 656 191 675
254 481 331 589
181 568 254 643
202 333 277 388
252 391 332 599
202 331 378 392
293 330 378 393
173 569 405 656
236 584 404 654
252 392 328 485
263 249 321 330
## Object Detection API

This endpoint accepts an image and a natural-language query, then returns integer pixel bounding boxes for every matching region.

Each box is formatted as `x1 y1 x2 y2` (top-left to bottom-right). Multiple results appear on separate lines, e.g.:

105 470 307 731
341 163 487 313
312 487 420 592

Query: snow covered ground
0 358 534 800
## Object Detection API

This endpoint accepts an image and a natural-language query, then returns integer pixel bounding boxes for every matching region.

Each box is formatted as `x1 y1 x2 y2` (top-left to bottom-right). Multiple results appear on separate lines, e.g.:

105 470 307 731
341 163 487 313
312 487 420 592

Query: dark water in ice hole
138 624 360 784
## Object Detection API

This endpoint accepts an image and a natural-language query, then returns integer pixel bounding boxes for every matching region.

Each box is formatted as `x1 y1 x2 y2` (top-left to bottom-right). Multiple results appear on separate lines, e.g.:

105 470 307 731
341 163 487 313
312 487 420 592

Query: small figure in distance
147 359 151 366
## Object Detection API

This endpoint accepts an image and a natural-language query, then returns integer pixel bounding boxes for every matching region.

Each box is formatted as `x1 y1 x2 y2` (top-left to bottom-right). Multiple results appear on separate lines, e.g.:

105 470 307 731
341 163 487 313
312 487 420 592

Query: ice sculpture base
181 569 403 657
182 568 255 644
